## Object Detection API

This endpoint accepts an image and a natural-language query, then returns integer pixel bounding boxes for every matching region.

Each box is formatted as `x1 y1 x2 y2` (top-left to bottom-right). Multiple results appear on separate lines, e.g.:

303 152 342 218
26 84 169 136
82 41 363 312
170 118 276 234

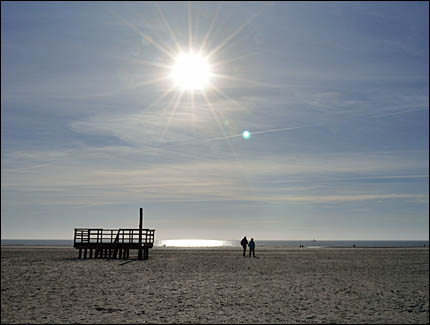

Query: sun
170 51 212 91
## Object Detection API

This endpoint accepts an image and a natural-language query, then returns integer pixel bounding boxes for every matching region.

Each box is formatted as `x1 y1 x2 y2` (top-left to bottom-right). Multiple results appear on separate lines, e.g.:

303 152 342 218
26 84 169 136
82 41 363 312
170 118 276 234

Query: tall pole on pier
138 207 143 260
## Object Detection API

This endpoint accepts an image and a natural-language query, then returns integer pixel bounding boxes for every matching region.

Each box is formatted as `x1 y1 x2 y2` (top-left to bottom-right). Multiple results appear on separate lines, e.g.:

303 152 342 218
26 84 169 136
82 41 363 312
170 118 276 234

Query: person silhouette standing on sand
248 238 256 257
241 236 248 256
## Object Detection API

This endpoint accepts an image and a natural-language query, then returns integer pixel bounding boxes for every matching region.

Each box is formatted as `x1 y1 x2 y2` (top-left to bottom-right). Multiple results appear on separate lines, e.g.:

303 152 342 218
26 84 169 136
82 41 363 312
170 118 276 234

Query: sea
1 239 428 248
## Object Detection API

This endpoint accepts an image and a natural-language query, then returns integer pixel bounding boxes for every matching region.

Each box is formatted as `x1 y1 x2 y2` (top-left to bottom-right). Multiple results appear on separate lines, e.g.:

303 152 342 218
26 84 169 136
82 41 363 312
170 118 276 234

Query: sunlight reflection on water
157 239 235 247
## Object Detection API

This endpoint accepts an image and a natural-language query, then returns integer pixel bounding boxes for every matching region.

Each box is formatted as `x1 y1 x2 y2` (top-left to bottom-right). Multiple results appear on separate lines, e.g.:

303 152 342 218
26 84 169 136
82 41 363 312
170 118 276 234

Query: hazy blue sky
1 1 428 240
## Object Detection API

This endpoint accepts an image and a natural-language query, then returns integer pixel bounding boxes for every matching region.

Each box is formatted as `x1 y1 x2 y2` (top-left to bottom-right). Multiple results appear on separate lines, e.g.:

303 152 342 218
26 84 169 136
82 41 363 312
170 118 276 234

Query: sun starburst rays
160 89 185 143
112 2 266 153
198 4 221 55
155 3 184 54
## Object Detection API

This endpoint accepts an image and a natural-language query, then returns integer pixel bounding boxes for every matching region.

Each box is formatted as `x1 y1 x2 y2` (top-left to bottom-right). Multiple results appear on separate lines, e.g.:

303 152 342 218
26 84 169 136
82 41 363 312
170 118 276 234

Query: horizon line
2 238 429 241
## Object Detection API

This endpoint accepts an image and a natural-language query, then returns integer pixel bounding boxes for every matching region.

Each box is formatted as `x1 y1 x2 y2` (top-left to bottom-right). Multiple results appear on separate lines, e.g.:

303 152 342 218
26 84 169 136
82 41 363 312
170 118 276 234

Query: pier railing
74 228 155 246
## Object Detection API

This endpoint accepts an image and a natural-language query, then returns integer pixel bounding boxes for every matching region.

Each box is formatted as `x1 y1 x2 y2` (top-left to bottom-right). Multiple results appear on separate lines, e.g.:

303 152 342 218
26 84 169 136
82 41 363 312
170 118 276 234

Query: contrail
369 107 428 119
206 124 315 142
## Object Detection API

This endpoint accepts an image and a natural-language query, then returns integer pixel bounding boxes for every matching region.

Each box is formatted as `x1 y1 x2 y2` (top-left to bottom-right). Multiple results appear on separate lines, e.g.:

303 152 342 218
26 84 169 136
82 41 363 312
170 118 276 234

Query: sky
1 1 429 240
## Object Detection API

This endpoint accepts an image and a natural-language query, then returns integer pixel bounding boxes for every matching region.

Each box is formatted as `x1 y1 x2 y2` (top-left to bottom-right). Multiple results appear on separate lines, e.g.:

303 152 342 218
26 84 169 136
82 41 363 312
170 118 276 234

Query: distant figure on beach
249 238 256 257
241 236 248 256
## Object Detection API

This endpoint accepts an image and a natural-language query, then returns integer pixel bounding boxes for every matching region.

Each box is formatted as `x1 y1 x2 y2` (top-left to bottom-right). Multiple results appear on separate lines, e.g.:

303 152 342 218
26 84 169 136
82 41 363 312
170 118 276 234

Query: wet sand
1 246 429 323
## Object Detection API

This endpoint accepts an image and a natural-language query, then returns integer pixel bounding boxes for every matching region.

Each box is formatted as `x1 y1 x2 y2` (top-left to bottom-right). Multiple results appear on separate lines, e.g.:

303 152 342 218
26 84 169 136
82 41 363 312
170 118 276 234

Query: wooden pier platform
73 228 155 260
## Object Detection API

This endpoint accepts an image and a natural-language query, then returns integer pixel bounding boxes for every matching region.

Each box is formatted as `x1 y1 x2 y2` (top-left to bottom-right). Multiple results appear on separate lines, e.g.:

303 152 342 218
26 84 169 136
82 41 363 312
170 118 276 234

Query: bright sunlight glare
170 51 212 91
158 239 229 247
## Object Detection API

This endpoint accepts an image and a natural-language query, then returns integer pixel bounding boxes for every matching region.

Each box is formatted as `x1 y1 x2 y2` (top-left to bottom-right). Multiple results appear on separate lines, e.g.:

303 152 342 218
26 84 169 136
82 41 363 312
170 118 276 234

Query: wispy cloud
2 146 428 206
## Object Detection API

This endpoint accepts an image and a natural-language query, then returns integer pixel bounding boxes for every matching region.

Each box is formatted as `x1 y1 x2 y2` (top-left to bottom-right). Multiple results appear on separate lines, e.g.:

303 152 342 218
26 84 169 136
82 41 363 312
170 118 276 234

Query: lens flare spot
242 130 251 139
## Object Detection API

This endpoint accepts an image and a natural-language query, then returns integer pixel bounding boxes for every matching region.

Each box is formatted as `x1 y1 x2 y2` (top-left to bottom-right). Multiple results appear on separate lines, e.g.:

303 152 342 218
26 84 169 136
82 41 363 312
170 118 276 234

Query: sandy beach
1 246 428 324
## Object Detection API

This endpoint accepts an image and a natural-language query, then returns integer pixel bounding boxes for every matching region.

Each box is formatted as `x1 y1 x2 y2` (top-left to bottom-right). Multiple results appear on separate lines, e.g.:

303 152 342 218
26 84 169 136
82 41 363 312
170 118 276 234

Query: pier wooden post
138 208 143 260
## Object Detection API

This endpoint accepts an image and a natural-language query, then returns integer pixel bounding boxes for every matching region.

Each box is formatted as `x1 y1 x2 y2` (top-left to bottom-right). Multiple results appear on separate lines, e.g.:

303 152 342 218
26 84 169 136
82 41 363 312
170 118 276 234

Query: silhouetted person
248 238 256 257
241 236 248 256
